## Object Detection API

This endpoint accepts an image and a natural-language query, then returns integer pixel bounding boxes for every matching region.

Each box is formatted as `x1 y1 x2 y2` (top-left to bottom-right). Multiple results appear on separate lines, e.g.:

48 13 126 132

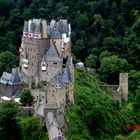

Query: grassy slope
66 69 112 140
65 69 140 140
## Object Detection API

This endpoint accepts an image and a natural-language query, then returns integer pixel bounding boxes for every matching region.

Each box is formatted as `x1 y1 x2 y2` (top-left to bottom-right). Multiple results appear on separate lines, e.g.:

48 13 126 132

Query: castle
19 18 74 107
0 19 74 138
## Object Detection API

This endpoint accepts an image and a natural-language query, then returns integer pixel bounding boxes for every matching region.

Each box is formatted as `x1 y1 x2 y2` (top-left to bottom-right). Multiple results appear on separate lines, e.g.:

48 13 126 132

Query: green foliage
129 70 140 93
0 0 139 85
0 101 48 140
133 86 140 112
0 101 21 140
0 51 18 75
99 55 129 84
85 54 97 68
19 116 48 140
20 88 34 106
66 70 135 139
99 50 111 61
115 131 140 140
0 0 15 17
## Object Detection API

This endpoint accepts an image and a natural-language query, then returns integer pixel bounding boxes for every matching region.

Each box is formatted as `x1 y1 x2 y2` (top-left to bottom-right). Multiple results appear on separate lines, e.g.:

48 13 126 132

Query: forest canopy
0 0 139 84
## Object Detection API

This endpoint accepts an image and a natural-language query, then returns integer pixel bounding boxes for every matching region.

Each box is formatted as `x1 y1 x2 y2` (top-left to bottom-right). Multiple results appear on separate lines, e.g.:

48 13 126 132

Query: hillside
66 69 140 140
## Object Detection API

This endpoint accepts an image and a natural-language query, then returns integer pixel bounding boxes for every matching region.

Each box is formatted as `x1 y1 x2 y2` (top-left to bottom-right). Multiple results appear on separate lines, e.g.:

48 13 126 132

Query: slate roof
0 68 21 85
48 19 69 39
62 65 71 84
53 64 72 88
54 74 65 88
0 72 11 84
34 24 41 33
33 19 41 33
45 43 60 61
59 19 69 33
23 19 70 39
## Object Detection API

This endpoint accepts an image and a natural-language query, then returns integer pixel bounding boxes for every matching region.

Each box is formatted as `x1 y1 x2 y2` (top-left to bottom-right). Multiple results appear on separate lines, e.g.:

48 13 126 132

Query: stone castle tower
119 73 128 101
19 18 74 106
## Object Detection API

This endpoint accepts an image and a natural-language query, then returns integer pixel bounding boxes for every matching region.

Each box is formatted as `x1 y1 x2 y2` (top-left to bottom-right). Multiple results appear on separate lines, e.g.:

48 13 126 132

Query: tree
0 101 21 140
110 1 119 20
92 14 104 34
0 51 17 75
0 0 15 17
19 116 48 140
20 88 34 106
85 54 97 68
67 70 134 139
129 70 140 93
99 50 111 62
75 11 89 29
133 86 140 112
102 36 119 53
99 55 129 84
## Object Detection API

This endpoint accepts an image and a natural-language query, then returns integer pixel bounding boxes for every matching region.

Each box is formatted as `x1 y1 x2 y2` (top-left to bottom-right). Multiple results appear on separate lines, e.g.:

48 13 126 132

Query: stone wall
119 73 128 101
19 106 35 116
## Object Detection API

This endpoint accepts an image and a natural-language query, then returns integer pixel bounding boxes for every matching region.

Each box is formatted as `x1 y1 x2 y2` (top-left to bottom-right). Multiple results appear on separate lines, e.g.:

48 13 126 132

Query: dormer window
41 62 47 71
23 59 28 68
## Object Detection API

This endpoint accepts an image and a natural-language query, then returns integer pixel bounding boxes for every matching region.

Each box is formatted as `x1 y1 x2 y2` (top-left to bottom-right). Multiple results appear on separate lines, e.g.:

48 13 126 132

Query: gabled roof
11 68 21 83
62 65 71 84
54 74 65 88
0 72 11 84
59 19 69 33
45 43 60 60
50 22 61 39
48 19 69 39
50 30 61 39
0 68 21 85
52 65 71 88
